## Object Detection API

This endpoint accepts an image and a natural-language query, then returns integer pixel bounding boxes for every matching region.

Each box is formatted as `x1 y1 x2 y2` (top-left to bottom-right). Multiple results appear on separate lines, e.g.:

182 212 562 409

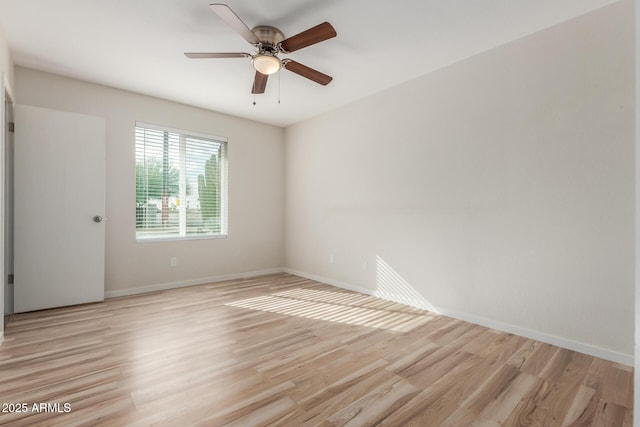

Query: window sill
135 234 228 243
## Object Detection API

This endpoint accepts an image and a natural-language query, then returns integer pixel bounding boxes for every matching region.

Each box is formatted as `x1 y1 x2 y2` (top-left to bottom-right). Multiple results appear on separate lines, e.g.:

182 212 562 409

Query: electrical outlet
362 260 368 272
170 257 177 267
329 253 335 264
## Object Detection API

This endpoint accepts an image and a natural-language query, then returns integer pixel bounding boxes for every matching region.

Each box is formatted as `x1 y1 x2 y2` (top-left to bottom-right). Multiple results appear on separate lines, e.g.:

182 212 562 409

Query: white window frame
135 121 228 242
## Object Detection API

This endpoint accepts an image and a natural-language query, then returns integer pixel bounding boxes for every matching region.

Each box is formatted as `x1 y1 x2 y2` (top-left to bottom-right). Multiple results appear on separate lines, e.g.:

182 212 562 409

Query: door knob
93 215 104 223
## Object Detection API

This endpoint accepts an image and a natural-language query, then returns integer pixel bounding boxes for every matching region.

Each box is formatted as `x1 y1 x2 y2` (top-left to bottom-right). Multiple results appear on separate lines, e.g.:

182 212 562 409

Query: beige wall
15 67 285 294
285 0 634 362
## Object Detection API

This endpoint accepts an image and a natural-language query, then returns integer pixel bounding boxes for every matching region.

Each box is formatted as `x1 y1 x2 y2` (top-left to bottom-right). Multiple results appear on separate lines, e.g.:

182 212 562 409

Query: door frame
3 76 14 319
1 73 15 343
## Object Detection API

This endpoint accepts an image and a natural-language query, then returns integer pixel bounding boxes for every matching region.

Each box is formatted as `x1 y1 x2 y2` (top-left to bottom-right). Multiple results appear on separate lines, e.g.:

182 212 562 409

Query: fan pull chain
278 70 281 104
253 93 256 106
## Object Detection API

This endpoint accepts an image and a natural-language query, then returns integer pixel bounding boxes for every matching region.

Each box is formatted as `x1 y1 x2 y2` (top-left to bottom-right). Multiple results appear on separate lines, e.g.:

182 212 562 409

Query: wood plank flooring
0 273 633 426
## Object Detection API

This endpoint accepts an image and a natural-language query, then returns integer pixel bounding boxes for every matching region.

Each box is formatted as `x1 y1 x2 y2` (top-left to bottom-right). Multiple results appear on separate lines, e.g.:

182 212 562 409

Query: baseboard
284 268 373 295
104 267 286 299
284 268 633 367
104 267 633 366
435 307 633 367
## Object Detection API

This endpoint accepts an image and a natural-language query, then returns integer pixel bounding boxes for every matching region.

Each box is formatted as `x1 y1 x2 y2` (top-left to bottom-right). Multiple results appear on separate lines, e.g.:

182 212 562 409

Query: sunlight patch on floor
226 288 434 333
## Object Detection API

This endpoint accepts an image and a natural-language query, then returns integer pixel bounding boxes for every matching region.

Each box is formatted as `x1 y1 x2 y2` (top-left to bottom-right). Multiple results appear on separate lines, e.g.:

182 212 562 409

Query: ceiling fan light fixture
186 5 336 93
252 54 281 75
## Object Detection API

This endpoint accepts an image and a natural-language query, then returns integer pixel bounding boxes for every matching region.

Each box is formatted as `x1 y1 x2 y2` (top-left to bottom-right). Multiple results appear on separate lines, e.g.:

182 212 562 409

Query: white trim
283 268 633 367
104 268 285 298
634 0 640 418
0 74 5 340
135 121 227 143
435 307 633 367
284 268 372 295
135 234 228 243
3 75 13 103
103 266 633 366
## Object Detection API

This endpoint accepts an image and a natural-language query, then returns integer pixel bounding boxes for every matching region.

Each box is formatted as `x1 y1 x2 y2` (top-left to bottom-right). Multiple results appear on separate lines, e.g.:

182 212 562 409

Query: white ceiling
0 0 620 127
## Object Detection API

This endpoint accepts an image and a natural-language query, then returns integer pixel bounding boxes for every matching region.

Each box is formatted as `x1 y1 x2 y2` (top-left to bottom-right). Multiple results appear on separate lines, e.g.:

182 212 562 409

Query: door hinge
8 122 14 133
8 274 13 284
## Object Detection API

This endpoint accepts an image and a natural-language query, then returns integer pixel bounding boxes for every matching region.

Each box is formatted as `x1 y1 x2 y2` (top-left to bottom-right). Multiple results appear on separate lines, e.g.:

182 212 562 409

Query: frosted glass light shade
252 55 281 75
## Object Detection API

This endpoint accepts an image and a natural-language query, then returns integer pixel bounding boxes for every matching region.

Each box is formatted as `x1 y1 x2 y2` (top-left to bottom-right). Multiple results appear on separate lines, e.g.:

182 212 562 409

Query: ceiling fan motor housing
252 25 284 53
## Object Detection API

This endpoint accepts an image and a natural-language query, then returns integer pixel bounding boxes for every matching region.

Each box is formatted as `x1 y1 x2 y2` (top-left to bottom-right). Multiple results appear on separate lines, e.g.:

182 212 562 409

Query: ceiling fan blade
185 52 251 59
209 4 260 45
252 71 268 94
280 22 336 53
283 60 332 86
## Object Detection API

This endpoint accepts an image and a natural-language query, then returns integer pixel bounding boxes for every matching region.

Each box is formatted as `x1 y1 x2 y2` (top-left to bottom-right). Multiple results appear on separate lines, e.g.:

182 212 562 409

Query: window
135 122 227 241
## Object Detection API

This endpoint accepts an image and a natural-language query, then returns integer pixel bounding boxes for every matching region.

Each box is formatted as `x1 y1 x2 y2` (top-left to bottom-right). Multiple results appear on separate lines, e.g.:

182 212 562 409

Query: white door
14 104 105 312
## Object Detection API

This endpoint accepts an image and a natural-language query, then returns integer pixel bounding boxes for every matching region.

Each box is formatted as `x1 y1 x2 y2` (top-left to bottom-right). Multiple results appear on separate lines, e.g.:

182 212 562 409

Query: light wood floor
0 274 633 426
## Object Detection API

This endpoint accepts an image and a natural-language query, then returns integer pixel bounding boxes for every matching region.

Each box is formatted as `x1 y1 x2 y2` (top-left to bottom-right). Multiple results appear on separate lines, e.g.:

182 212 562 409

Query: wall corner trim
103 266 633 367
104 267 286 299
283 268 634 367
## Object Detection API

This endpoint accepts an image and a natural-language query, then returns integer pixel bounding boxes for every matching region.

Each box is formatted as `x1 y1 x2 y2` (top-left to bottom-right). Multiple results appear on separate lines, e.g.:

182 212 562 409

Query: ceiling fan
185 4 337 94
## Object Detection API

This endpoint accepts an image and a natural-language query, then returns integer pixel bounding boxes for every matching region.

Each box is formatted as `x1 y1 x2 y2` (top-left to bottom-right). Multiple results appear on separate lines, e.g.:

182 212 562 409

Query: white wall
285 0 634 362
15 67 285 295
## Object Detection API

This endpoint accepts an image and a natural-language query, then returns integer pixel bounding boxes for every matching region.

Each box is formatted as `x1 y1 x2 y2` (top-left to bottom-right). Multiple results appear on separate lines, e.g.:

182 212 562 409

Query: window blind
135 122 228 240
